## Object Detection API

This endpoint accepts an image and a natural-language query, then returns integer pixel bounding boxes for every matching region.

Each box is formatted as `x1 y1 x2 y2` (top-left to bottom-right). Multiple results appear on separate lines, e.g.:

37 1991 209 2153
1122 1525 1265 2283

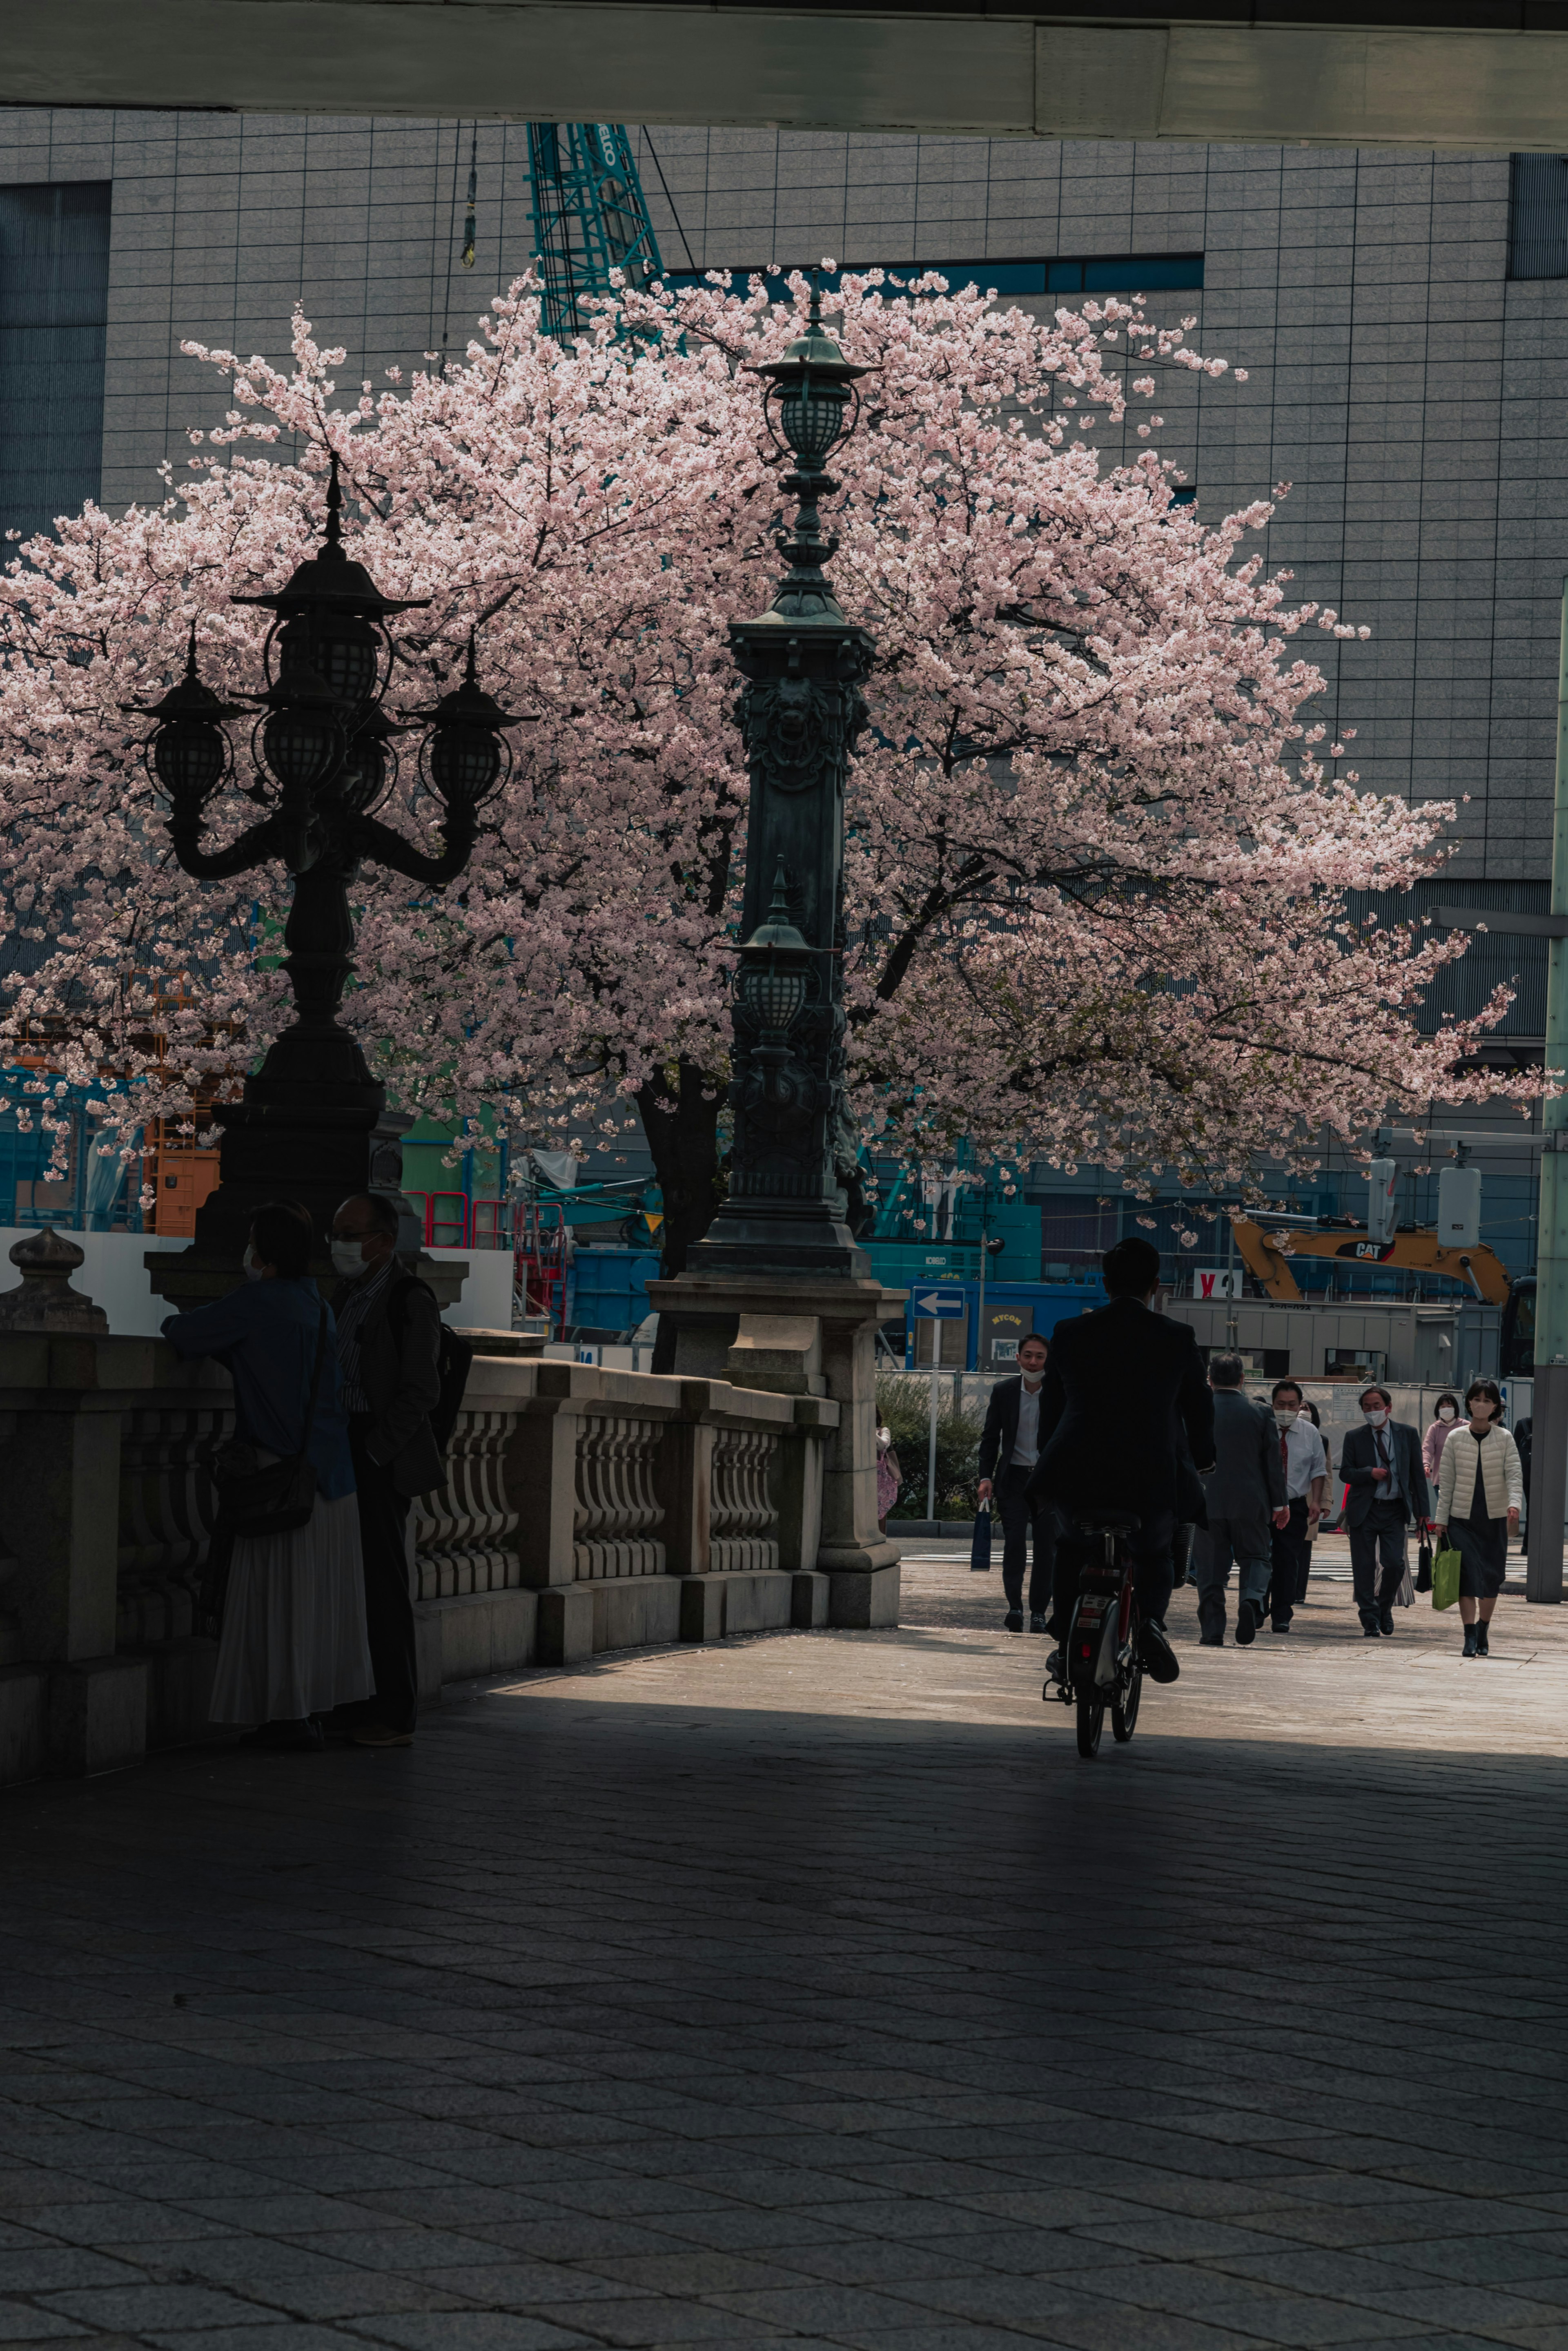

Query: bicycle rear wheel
1111 1659 1143 1742
1076 1685 1105 1757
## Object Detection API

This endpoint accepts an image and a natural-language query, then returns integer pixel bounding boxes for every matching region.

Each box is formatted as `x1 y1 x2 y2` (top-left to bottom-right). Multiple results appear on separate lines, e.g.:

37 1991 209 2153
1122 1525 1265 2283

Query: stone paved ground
5 1559 1568 2351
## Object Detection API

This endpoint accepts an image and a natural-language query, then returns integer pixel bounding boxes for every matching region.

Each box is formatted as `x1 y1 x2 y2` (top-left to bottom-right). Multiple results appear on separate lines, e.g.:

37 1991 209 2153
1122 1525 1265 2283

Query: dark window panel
0 182 111 549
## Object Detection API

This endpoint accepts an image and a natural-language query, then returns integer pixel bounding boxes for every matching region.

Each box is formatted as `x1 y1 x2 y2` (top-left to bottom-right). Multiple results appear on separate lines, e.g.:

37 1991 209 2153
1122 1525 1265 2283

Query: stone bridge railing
0 1336 841 1787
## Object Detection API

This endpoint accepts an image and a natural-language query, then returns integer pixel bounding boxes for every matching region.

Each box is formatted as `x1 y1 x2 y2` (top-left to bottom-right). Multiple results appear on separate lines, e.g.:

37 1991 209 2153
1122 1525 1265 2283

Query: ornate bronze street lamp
136 456 519 1302
690 284 876 1278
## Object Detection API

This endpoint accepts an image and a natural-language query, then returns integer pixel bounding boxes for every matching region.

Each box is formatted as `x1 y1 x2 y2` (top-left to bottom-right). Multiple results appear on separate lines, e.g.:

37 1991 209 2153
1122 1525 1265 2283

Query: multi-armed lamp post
690 286 878 1281
138 457 518 1301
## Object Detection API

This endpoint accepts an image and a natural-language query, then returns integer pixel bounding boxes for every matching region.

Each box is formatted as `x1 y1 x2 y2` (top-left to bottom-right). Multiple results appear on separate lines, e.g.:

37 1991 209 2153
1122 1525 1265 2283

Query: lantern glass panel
430 724 501 807
745 962 806 1031
313 617 380 714
262 703 337 794
779 379 848 460
154 720 226 801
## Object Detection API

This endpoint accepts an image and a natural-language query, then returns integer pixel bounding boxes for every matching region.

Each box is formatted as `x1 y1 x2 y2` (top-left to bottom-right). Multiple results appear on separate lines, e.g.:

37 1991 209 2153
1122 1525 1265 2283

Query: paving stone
8 1567 1568 2351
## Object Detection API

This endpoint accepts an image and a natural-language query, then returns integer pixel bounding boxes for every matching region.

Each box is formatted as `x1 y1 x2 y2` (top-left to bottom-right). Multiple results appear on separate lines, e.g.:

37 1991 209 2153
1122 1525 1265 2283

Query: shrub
877 1373 984 1520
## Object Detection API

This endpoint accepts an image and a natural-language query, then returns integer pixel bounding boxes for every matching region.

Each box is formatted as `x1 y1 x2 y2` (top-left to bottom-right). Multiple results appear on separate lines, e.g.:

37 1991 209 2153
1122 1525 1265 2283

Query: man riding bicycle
1025 1235 1215 1687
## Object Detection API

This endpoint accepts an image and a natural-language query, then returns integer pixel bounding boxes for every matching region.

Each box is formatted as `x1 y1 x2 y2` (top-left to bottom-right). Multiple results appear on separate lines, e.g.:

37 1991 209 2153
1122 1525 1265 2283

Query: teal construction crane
526 123 666 339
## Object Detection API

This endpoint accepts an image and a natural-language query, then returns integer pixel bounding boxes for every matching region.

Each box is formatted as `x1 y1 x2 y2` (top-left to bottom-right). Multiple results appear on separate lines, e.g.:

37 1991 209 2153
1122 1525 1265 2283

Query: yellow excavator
1230 1216 1513 1307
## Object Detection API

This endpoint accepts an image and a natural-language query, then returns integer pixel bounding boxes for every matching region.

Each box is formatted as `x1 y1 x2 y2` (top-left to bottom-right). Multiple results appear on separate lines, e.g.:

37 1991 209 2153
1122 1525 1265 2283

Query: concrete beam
5 6 1568 147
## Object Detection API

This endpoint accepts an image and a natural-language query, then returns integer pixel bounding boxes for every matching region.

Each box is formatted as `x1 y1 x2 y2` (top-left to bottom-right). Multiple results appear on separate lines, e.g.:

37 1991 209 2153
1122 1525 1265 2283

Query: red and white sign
1193 1270 1241 1300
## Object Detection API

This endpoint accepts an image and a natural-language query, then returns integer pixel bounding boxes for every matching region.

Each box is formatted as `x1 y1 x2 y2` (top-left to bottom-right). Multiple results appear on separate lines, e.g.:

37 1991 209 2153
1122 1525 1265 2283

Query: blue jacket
162 1277 355 1501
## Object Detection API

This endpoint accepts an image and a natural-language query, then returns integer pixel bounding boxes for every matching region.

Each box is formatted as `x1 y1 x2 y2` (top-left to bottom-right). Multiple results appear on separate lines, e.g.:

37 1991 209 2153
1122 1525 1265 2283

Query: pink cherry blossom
0 270 1535 1265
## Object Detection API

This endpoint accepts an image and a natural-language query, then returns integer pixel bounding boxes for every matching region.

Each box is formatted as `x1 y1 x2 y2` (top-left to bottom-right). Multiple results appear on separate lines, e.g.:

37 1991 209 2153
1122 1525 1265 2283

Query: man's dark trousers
349 1417 418 1734
1350 1498 1408 1626
1269 1497 1312 1629
1055 1511 1176 1636
995 1465 1054 1616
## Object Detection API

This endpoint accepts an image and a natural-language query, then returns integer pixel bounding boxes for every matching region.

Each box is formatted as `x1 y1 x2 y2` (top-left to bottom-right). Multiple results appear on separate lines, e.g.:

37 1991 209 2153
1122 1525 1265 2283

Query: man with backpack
329 1192 448 1748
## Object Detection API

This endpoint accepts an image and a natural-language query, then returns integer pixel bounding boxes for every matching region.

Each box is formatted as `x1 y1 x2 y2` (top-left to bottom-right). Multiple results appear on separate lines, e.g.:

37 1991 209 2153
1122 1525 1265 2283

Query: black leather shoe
1199 1634 1224 1647
1234 1602 1256 1647
1463 1624 1479 1657
1476 1624 1491 1656
1138 1619 1180 1684
1029 1612 1049 1634
1004 1610 1024 1632
1377 1606 1394 1637
1269 1621 1292 1634
1360 1616 1383 1638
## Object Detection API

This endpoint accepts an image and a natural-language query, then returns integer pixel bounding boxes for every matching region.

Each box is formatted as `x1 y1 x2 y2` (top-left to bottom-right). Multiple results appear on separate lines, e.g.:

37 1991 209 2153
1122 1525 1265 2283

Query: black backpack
390 1274 474 1457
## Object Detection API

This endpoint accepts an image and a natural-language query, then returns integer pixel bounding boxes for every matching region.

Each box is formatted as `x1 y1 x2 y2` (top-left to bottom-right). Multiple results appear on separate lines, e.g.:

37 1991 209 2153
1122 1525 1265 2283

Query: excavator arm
1229 1218 1511 1307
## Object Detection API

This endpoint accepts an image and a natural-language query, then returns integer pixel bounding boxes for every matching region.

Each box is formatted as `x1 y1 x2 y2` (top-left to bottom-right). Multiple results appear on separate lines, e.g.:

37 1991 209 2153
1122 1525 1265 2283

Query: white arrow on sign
913 1289 965 1316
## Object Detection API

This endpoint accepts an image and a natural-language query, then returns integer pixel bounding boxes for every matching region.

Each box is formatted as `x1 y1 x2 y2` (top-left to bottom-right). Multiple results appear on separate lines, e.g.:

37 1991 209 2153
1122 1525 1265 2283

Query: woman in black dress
1433 1378 1523 1658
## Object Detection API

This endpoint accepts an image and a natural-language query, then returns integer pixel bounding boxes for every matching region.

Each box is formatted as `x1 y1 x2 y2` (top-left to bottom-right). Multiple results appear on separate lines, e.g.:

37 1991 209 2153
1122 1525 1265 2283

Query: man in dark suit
1193 1353 1287 1647
1340 1383 1430 1638
1026 1235 1215 1682
978 1331 1055 1633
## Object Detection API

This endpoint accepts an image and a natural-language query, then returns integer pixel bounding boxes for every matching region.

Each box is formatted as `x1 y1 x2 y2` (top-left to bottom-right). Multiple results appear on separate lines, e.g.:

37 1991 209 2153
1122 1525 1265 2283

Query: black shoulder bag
215 1300 331 1538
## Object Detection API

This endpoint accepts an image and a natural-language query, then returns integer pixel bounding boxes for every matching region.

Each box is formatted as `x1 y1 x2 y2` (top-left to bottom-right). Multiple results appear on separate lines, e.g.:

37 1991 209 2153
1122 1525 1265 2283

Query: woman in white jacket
1434 1378 1523 1658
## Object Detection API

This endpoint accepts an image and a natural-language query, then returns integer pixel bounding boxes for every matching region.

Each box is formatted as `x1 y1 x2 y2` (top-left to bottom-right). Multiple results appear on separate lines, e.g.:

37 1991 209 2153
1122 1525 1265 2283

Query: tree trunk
638 1060 725 1372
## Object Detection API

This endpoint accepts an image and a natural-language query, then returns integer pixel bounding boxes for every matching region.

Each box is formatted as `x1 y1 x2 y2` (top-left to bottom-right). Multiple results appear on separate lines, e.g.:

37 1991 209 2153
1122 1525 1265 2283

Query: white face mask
1363 1407 1390 1428
331 1238 370 1278
243 1250 266 1283
1274 1407 1298 1427
1437 1405 1457 1422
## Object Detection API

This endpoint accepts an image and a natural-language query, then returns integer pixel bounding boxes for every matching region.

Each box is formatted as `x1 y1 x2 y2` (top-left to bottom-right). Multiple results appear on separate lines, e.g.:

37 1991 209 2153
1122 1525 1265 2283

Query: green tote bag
1431 1540 1463 1611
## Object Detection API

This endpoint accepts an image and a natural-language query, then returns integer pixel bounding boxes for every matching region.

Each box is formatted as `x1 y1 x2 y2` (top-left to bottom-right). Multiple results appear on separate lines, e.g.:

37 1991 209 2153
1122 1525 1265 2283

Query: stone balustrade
0 1336 844 1790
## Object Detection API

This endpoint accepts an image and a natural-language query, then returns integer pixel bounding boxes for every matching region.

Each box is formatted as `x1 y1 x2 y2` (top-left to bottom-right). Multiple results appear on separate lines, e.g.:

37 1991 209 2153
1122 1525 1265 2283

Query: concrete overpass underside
8 3 1568 147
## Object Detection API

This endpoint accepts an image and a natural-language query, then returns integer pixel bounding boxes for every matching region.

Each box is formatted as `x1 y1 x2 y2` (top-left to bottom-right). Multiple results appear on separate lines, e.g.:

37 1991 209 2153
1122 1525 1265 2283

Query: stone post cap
0 1227 108 1333
11 1227 86 1274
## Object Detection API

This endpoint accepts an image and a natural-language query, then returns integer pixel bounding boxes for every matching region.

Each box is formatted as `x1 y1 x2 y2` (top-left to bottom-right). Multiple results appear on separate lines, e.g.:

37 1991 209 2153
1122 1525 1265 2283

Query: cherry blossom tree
0 268 1532 1271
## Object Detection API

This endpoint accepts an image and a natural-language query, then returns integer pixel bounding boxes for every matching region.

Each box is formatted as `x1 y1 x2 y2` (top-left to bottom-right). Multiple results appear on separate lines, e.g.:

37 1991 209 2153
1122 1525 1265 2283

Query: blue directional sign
910 1285 967 1320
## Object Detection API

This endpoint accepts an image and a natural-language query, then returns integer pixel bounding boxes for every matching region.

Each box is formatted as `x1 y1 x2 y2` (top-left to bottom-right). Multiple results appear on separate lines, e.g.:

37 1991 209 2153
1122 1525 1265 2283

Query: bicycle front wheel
1076 1685 1105 1758
1112 1659 1143 1743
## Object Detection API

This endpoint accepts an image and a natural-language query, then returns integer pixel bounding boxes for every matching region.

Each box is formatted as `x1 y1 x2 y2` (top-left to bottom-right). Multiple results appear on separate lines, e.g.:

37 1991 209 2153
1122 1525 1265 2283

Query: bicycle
1047 1508 1146 1758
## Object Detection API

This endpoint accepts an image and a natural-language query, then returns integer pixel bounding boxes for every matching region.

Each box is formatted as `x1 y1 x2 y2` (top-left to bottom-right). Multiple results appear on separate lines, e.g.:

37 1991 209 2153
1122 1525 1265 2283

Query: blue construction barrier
566 1247 660 1336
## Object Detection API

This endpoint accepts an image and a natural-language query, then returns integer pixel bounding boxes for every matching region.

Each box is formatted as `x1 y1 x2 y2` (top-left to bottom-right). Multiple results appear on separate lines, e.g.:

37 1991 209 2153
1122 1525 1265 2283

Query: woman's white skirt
210 1489 375 1725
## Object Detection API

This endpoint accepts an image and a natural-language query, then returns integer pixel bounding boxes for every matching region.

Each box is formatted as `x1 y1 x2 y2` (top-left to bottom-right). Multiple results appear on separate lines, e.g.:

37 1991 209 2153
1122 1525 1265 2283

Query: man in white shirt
978 1332 1055 1633
1265 1378 1328 1633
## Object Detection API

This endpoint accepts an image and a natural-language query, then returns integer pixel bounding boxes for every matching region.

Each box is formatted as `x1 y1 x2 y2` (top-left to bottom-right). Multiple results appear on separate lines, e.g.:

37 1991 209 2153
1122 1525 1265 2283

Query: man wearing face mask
1265 1380 1327 1634
330 1193 443 1746
1340 1384 1430 1639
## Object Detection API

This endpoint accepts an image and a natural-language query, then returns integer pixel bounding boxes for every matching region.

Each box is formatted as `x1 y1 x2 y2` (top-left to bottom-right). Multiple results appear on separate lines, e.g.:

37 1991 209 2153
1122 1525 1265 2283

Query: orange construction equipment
1230 1216 1512 1307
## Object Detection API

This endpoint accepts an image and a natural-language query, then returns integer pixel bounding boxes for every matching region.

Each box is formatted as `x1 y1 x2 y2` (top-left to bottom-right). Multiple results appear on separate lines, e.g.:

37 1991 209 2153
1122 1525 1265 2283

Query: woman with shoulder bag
163 1200 374 1749
1433 1378 1523 1659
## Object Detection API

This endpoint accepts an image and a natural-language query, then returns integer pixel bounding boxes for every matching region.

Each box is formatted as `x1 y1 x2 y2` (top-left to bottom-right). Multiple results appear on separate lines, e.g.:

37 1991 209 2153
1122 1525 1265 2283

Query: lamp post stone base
648 1270 904 1626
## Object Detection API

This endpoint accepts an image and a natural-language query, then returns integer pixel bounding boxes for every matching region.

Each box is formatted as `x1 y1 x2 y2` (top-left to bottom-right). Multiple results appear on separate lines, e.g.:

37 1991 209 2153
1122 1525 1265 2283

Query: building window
1508 155 1568 279
1045 254 1203 292
664 254 1204 299
0 182 111 548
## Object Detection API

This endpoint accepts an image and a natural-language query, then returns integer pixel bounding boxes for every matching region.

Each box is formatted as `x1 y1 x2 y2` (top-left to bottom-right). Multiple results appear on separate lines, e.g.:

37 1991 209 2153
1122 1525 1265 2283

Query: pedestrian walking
163 1200 373 1751
1422 1392 1463 1490
978 1331 1055 1632
1265 1380 1327 1633
329 1192 445 1748
1298 1399 1329 1602
1433 1378 1523 1657
1340 1385 1431 1639
876 1422 902 1535
1192 1353 1287 1648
